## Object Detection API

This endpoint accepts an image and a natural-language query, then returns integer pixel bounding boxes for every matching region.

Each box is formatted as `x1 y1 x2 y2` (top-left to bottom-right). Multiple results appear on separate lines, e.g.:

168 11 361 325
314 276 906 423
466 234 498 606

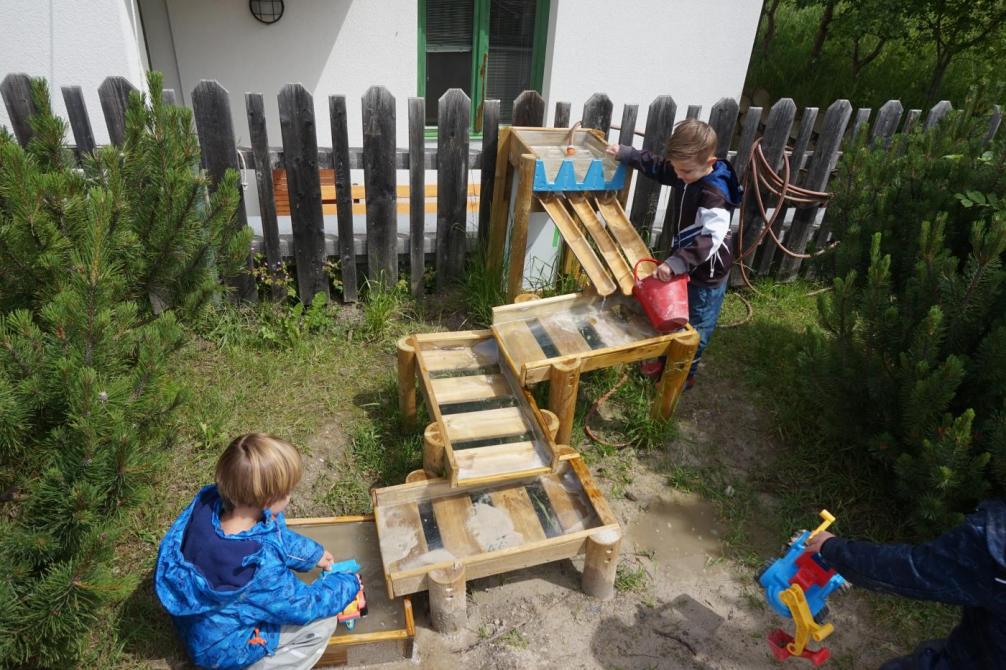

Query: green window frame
418 0 550 138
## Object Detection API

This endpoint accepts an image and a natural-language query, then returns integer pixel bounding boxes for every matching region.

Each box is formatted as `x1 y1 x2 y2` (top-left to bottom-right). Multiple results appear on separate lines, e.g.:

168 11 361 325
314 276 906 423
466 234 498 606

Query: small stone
724 485 735 497
624 490 638 502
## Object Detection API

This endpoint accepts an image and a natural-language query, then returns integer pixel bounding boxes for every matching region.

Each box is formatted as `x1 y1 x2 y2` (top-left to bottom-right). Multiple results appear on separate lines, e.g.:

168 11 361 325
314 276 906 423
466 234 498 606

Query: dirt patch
287 420 349 518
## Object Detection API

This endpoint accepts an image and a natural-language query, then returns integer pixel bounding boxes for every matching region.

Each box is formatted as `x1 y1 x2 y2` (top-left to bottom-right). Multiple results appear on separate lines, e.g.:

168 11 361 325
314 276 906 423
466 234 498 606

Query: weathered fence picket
778 99 853 279
2 73 35 146
408 96 426 298
629 95 676 238
3 70 1001 293
192 80 256 302
278 83 328 305
436 88 470 287
61 85 96 156
162 89 177 106
582 93 613 138
362 86 398 285
478 98 500 248
246 92 284 302
553 101 570 128
98 76 135 146
329 95 358 303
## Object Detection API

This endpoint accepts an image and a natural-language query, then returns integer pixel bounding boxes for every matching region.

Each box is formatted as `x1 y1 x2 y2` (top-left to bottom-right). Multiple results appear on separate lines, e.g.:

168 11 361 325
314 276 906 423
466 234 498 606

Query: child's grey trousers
247 615 340 670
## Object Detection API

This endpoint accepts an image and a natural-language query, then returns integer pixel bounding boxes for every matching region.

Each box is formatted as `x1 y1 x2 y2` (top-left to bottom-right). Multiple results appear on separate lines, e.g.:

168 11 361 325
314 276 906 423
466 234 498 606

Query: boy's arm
615 145 684 188
246 563 361 625
820 516 1002 607
276 515 325 571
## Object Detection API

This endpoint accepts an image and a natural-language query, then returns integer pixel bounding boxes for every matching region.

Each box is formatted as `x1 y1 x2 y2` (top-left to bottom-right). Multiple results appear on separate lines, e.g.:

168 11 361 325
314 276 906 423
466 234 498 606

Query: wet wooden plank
566 193 634 295
492 487 548 544
594 195 652 276
495 320 547 367
421 347 498 373
431 496 482 558
431 375 511 405
540 473 595 533
455 442 544 482
538 195 617 296
380 503 429 574
442 407 528 442
537 317 592 357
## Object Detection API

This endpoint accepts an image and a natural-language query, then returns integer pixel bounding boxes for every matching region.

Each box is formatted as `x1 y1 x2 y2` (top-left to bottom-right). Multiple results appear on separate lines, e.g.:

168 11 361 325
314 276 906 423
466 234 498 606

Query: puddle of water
628 492 724 576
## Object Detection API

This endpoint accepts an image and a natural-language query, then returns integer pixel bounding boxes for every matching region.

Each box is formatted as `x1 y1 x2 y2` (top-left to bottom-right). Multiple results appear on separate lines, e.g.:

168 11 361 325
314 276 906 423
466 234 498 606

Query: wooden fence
2 73 1002 304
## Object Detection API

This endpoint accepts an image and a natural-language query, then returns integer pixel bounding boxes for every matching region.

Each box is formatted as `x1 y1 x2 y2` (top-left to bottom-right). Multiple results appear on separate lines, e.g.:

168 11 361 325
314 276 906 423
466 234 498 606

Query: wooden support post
506 154 537 301
548 359 581 447
582 529 622 600
397 336 417 430
541 409 560 441
514 292 540 303
428 562 467 633
652 328 700 419
405 469 429 483
422 422 445 477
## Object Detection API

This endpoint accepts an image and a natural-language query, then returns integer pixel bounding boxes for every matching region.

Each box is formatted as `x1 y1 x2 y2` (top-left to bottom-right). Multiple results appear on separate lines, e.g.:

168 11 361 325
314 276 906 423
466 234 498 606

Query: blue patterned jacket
155 485 359 669
821 500 1006 669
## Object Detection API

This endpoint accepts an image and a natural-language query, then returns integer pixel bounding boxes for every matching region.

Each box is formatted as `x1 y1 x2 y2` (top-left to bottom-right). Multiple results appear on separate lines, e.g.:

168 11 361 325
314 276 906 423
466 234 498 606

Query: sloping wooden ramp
535 192 654 296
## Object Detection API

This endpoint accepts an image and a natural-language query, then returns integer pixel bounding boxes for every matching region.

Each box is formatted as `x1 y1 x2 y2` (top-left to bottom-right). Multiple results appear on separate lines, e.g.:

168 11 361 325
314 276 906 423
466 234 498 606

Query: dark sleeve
820 517 998 607
615 145 684 188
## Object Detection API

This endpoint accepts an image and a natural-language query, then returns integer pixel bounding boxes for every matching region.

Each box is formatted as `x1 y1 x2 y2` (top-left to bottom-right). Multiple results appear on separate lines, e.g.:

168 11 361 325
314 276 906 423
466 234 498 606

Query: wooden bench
272 169 480 216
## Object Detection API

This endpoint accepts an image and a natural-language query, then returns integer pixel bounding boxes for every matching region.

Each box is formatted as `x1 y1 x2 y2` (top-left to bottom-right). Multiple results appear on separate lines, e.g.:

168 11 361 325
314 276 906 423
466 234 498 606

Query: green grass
614 562 650 593
500 628 529 649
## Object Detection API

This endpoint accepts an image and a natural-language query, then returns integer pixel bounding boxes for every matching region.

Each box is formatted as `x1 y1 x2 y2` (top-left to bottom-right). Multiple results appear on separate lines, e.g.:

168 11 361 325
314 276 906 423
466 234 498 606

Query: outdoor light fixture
249 0 284 25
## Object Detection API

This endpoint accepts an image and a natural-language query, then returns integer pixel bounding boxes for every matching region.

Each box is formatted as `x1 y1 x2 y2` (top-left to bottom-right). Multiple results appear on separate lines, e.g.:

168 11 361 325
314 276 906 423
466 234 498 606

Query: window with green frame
419 0 550 131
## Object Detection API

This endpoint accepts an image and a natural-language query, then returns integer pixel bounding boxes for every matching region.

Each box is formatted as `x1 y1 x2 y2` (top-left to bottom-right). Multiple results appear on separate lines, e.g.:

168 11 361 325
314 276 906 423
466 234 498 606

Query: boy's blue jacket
155 485 360 669
821 499 1006 669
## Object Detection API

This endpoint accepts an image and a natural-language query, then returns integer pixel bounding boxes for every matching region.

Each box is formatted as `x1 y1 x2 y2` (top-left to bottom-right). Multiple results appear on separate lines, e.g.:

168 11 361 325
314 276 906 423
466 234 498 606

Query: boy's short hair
215 433 302 509
665 119 717 163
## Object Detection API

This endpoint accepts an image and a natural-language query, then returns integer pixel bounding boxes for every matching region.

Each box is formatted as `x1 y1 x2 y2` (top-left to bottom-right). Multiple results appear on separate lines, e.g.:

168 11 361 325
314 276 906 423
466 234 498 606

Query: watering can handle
633 258 661 284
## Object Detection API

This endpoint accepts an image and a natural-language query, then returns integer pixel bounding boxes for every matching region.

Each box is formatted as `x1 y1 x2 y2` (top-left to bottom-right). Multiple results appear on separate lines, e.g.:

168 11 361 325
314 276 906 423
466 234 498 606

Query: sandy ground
333 366 915 670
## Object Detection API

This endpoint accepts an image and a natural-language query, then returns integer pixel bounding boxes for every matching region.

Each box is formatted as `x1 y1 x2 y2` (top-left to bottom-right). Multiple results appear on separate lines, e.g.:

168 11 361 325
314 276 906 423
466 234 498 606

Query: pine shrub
802 97 1006 533
0 73 246 666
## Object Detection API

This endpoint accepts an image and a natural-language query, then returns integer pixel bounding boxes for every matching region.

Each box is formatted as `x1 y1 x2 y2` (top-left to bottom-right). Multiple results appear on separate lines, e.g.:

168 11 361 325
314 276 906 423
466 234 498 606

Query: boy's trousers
687 279 728 378
247 616 340 670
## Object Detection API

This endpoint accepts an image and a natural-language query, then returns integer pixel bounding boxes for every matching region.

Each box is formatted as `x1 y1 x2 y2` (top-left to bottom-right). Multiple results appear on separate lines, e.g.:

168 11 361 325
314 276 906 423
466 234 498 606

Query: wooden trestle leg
582 528 622 600
429 562 468 633
652 328 700 419
397 336 417 430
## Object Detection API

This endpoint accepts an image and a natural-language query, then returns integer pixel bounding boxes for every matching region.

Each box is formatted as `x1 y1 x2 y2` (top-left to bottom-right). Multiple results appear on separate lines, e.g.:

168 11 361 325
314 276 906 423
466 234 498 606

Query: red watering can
632 258 689 333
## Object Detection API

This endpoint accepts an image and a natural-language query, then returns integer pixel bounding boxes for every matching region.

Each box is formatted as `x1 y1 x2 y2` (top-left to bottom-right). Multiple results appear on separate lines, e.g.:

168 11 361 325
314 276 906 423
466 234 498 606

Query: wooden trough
287 516 416 666
492 290 699 443
398 330 565 488
371 456 622 630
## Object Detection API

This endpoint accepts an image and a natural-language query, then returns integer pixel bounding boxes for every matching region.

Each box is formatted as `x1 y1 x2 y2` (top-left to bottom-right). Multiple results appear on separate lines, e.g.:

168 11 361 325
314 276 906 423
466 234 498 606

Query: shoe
640 358 665 380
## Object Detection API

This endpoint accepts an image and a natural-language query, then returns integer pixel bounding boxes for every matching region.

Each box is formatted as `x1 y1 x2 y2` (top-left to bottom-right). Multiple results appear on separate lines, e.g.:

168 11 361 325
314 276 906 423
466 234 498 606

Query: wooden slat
162 89 177 106
278 83 329 304
455 442 545 481
594 195 652 276
421 347 498 373
408 96 425 298
362 86 398 283
494 320 547 368
247 92 284 301
847 107 872 145
512 90 545 126
567 457 618 527
566 193 634 295
538 195 617 296
733 98 796 272
754 106 818 274
61 86 95 156
553 101 571 128
191 80 256 302
1 73 36 146
98 76 135 147
506 154 537 300
536 316 592 357
902 108 922 134
431 496 482 557
540 473 595 532
491 487 547 543
629 95 676 237
984 104 1002 147
686 104 702 120
478 99 500 247
778 99 853 278
615 104 640 207
733 105 762 183
582 92 613 140
709 97 740 160
925 100 952 129
430 374 511 405
437 88 470 287
441 407 528 442
870 100 903 149
381 503 430 573
330 95 359 302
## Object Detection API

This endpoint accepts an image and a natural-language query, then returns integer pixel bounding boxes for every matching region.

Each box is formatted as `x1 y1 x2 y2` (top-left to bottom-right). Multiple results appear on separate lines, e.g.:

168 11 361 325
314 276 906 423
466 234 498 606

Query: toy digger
758 510 847 666
322 561 369 632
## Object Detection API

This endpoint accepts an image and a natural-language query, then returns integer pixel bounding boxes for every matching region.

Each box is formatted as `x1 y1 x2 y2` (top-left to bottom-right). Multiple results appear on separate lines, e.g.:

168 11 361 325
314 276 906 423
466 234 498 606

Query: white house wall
0 0 148 145
544 0 762 142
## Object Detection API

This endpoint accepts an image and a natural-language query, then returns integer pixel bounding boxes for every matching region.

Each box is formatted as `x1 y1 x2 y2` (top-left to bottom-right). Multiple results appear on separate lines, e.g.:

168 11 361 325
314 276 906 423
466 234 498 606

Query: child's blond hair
665 119 717 163
215 433 302 509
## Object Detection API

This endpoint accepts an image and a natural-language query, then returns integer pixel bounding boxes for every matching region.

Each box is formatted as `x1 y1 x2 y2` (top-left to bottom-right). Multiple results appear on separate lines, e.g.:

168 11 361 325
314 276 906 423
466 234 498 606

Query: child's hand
317 550 335 570
805 531 835 555
655 263 674 282
604 143 620 156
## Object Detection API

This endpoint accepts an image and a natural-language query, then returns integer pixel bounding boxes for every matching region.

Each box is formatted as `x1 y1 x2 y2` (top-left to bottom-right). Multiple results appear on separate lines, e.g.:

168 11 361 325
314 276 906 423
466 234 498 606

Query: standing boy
607 119 741 389
156 433 360 670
